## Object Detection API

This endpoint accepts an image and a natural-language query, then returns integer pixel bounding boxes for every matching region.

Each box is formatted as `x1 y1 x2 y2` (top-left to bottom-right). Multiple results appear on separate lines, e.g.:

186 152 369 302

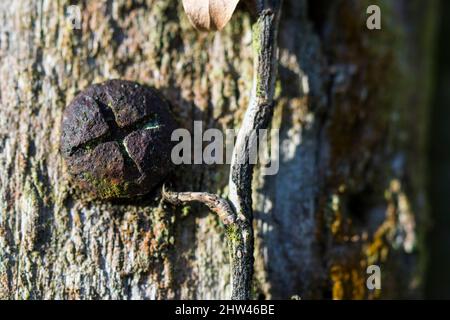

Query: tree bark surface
0 0 437 299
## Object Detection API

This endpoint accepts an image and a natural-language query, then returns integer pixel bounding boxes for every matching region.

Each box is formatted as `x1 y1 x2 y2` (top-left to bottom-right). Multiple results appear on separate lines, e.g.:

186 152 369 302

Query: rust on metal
61 80 176 199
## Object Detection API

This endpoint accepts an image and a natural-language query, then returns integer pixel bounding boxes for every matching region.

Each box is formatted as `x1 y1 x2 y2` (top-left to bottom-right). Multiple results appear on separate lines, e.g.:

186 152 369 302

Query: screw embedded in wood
60 79 177 200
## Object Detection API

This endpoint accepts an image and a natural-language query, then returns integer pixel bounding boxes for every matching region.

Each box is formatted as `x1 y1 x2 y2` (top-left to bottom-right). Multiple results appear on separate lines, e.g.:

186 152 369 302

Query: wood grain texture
0 0 437 299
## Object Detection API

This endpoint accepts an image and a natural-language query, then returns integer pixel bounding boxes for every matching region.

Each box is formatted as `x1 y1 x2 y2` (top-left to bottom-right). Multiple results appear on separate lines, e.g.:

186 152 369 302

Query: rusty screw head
61 80 177 200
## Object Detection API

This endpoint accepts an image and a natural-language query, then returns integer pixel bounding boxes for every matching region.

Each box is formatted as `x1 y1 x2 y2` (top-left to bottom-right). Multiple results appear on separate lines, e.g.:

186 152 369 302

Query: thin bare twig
162 0 281 300
162 185 236 225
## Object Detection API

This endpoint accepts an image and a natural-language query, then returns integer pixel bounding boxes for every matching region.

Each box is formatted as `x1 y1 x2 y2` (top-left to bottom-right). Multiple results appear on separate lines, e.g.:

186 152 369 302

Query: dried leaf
182 0 210 31
209 0 240 30
182 0 240 31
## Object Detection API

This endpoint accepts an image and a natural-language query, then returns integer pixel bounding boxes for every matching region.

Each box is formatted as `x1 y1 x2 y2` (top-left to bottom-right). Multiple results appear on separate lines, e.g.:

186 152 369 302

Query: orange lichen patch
365 193 395 265
330 265 345 300
385 180 416 253
328 193 363 244
65 286 81 300
330 263 366 300
139 230 154 255
350 268 366 299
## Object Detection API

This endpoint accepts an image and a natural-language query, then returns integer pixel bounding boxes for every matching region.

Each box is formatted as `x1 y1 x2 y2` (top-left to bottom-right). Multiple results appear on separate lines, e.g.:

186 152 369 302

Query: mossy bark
0 0 437 299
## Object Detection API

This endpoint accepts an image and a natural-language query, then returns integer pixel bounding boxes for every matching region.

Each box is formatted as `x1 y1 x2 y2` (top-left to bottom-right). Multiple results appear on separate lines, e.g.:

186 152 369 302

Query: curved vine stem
162 0 281 300
162 185 236 225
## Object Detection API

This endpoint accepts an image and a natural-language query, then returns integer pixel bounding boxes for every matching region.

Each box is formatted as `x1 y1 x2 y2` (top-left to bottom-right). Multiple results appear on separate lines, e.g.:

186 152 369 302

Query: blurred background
427 0 450 300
